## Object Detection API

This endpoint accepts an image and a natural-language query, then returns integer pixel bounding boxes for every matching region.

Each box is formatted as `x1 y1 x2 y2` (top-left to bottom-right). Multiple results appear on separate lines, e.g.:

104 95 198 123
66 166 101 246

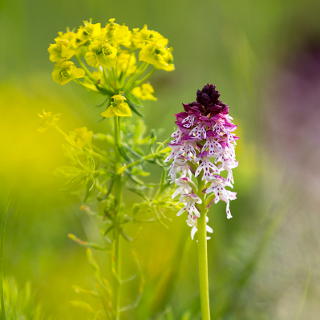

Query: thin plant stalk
197 210 211 320
113 231 121 320
197 176 211 320
0 201 9 320
113 116 123 320
0 197 14 320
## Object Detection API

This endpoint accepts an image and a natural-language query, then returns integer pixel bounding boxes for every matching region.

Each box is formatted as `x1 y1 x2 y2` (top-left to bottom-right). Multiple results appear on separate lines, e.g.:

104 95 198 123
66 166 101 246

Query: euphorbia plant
42 18 178 319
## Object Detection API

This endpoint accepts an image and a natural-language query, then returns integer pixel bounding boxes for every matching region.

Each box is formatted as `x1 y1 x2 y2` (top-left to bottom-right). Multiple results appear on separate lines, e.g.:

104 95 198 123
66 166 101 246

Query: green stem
133 68 155 87
112 116 123 320
75 55 113 95
197 176 211 320
75 55 96 83
113 228 121 320
197 209 211 320
123 62 149 91
0 200 10 320
117 146 170 174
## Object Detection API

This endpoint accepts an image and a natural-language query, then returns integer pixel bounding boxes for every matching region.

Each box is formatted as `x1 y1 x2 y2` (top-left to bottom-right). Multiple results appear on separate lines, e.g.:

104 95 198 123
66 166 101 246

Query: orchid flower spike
166 84 239 239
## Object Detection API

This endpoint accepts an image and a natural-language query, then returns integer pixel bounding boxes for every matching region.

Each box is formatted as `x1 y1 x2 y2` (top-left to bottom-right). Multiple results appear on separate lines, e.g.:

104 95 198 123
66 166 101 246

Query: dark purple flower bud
183 102 201 113
196 84 220 106
192 84 229 116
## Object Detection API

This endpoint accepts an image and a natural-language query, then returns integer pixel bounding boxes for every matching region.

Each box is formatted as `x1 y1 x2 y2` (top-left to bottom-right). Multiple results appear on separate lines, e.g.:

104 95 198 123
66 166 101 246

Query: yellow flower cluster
38 110 61 132
48 19 174 117
100 95 132 118
68 127 93 148
131 83 157 101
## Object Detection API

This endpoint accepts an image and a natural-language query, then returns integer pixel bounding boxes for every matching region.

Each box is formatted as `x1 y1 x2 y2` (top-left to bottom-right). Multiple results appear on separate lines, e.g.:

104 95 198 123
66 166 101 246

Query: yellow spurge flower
105 18 132 48
116 51 137 75
132 83 157 101
132 25 168 48
68 127 93 148
100 95 132 118
48 19 174 94
52 61 85 85
85 39 117 67
75 21 104 46
139 44 174 71
48 31 77 62
38 111 60 132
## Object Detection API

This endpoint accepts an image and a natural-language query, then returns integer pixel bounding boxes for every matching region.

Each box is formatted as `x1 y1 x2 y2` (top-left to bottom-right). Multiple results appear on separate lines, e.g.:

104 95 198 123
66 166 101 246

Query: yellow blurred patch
0 80 84 185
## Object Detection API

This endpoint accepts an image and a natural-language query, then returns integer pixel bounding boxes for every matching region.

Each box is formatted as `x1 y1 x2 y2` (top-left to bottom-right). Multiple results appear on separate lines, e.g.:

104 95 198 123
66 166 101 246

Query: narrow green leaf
127 100 144 118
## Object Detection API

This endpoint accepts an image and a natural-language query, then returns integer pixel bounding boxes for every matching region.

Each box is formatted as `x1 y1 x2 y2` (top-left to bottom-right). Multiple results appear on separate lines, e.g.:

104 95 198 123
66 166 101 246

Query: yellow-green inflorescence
48 18 174 118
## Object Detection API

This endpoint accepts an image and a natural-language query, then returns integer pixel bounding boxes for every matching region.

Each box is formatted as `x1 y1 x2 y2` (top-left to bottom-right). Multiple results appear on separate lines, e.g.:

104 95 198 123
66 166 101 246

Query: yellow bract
116 51 137 75
52 61 85 85
48 32 77 62
132 83 157 101
132 25 168 48
76 21 103 45
105 18 132 47
139 44 174 71
85 39 117 67
100 95 132 118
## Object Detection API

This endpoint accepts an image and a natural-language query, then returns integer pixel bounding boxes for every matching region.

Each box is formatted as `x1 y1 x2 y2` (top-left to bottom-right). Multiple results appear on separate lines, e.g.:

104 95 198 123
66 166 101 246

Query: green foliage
0 278 47 320
53 115 180 241
40 111 181 318
69 249 114 320
155 308 192 320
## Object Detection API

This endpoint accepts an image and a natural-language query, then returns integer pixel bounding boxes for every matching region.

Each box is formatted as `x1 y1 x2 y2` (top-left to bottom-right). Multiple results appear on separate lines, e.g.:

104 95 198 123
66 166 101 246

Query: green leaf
127 99 144 117
131 167 150 177
118 146 132 162
127 173 145 185
128 187 148 199
70 300 94 312
68 234 107 251
122 144 143 159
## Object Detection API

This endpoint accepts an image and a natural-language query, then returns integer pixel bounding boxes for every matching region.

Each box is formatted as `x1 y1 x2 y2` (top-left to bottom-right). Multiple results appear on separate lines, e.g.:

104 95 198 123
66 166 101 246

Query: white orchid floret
181 115 195 128
165 142 196 163
190 124 207 139
205 176 237 219
201 138 223 157
186 215 198 240
195 159 220 181
168 158 192 182
188 215 214 240
169 129 182 144
177 192 202 217
171 177 193 199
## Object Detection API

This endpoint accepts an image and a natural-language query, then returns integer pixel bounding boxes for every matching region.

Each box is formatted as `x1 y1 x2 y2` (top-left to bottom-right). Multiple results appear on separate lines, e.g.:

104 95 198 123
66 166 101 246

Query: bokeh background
1 0 320 319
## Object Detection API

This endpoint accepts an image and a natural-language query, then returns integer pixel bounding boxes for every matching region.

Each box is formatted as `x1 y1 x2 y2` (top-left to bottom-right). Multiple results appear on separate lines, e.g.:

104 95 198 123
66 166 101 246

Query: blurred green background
1 0 320 319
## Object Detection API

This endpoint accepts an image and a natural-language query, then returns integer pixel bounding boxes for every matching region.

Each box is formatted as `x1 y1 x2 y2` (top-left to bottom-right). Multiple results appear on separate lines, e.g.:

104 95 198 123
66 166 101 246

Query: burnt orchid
167 84 238 239
166 84 239 319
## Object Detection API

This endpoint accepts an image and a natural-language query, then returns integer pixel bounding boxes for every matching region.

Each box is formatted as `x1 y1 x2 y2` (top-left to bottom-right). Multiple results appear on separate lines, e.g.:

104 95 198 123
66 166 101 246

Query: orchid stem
197 208 211 320
197 175 211 320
